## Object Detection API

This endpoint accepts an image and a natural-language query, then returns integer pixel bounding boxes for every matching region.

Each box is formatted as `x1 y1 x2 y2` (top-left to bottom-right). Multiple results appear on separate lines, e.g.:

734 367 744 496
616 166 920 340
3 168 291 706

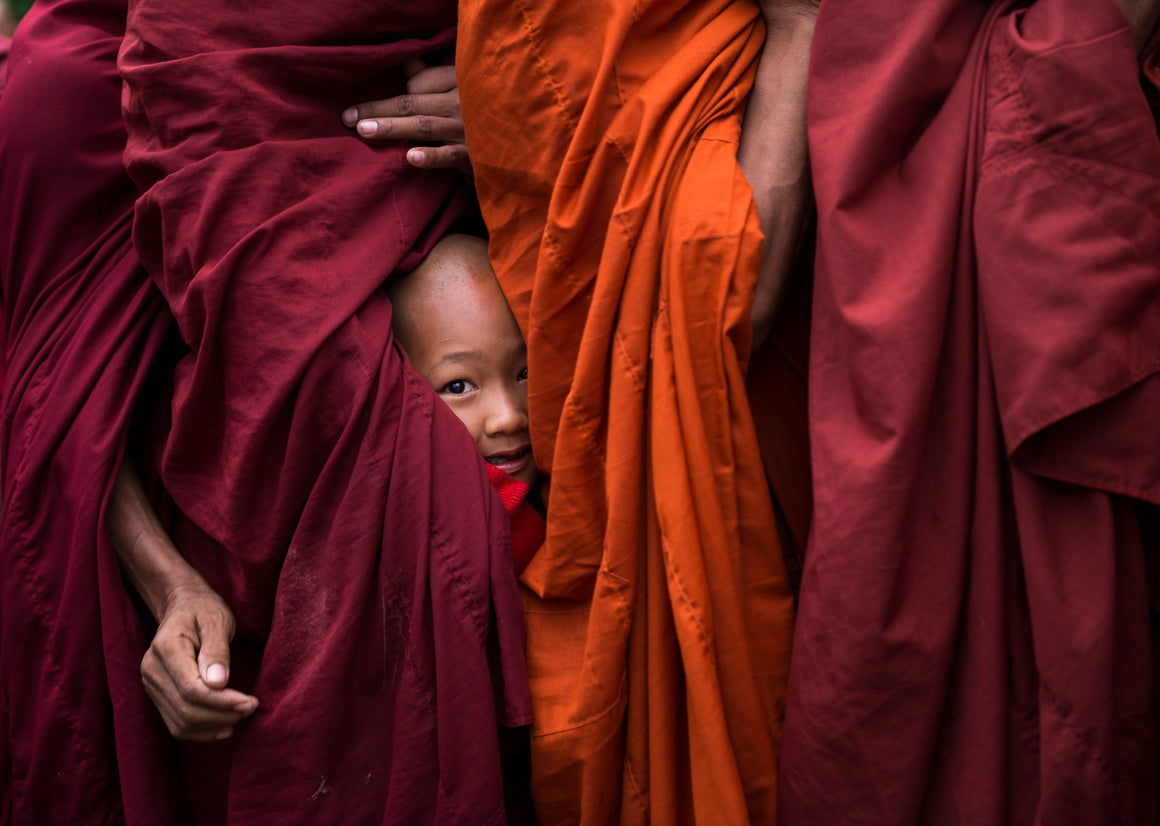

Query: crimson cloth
782 0 1160 823
0 0 176 821
1 0 530 822
118 0 532 821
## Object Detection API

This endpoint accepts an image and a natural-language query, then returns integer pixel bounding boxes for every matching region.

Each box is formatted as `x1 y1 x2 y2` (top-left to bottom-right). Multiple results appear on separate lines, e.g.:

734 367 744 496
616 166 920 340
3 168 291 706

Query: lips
485 446 532 478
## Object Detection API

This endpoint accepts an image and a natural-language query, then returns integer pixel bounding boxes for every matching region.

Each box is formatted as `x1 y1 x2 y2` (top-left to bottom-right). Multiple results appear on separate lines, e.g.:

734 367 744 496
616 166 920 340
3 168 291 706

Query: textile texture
2 0 531 822
0 0 177 821
118 0 533 821
783 0 1160 823
487 464 546 576
459 0 802 823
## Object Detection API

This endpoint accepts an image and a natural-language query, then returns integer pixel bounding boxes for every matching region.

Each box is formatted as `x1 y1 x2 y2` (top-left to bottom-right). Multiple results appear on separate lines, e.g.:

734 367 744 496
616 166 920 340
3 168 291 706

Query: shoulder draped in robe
782 0 1160 822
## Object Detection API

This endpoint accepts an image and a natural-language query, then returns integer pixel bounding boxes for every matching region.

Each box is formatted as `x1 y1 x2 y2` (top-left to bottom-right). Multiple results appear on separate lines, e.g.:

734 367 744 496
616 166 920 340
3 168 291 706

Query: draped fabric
0 0 177 820
118 1 532 821
783 0 1160 822
459 2 802 823
1 0 530 821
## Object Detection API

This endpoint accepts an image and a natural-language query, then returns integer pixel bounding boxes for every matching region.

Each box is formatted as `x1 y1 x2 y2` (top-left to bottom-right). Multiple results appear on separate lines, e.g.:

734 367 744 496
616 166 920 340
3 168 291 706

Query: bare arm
108 459 258 741
736 2 817 350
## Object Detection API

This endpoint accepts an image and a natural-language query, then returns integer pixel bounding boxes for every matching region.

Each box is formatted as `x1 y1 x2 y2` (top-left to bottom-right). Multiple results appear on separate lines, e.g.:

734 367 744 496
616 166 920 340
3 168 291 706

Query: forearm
107 458 203 622
737 7 816 349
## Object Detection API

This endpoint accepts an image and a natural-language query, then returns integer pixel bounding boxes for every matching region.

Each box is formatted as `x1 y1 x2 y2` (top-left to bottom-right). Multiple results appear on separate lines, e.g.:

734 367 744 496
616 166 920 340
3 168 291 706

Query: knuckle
172 709 195 734
417 117 434 136
396 95 416 116
212 616 236 640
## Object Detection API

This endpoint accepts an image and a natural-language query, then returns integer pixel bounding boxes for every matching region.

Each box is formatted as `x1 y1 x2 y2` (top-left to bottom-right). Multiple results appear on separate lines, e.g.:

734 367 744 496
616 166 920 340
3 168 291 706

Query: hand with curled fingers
107 459 258 742
342 59 472 175
141 579 259 742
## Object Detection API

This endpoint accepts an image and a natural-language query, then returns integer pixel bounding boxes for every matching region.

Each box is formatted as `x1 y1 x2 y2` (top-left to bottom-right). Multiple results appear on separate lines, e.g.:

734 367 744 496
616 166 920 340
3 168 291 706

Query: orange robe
459 2 801 823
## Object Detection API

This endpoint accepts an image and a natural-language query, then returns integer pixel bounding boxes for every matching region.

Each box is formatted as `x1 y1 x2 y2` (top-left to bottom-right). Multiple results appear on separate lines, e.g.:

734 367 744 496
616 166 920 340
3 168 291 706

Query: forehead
401 270 525 370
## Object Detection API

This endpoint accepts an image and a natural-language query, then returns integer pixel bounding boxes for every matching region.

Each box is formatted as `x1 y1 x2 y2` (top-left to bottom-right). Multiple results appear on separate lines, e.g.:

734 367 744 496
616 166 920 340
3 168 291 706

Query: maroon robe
782 0 1160 823
1 0 531 822
0 1 176 820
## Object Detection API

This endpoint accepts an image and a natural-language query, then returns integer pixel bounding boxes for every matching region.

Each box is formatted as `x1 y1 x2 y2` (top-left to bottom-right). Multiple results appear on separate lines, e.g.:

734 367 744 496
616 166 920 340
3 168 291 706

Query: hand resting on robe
343 59 471 175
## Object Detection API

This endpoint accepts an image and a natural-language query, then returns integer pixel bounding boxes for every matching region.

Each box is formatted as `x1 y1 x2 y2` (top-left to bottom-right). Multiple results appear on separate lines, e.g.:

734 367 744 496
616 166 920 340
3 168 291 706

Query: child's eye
517 367 528 382
441 379 470 396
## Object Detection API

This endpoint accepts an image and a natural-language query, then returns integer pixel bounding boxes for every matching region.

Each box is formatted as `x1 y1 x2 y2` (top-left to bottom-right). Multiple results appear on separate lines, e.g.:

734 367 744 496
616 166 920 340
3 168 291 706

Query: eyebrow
433 340 526 363
430 350 486 368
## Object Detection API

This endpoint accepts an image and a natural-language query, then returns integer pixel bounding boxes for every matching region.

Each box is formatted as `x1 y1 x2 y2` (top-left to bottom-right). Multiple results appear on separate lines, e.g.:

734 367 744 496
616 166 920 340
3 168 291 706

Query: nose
484 385 529 437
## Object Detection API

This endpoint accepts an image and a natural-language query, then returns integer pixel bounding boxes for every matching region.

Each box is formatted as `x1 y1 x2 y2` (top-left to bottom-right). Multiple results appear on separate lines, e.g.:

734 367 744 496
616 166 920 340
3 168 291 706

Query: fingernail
234 698 257 713
206 663 226 684
407 148 426 165
215 729 233 740
357 120 379 136
341 107 358 126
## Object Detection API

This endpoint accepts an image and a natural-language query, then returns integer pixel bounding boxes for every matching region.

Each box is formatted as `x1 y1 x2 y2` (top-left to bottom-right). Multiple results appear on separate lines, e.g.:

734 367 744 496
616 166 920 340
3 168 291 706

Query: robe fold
782 0 1160 822
2 0 531 821
459 2 802 823
119 1 532 822
0 1 176 820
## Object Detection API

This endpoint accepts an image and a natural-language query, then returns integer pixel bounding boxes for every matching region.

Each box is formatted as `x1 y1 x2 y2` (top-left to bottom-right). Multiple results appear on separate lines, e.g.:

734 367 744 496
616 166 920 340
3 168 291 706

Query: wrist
759 2 818 37
123 532 205 622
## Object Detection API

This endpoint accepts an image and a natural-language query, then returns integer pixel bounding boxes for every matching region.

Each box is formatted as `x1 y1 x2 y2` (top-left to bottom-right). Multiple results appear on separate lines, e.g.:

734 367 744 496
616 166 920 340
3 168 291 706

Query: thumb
197 615 233 689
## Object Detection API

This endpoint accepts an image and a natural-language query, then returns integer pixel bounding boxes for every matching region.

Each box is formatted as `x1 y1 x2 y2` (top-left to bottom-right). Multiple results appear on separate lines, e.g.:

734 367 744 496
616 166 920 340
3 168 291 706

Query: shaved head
387 234 496 353
385 233 535 484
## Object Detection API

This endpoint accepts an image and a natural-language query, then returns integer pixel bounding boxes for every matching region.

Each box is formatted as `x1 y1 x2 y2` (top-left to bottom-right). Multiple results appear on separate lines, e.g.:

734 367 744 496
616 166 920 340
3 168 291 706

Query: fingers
143 593 259 741
406 145 473 176
341 63 471 173
196 609 234 690
142 633 258 742
402 64 456 96
351 111 465 144
344 87 461 125
341 65 463 145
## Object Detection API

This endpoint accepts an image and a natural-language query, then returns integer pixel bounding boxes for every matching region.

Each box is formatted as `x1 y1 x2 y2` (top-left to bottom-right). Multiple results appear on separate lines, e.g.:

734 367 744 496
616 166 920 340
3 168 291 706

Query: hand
141 579 259 742
342 59 472 175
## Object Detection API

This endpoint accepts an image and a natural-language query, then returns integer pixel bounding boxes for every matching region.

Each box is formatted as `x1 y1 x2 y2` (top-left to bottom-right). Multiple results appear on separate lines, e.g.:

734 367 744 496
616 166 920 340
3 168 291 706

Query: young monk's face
397 268 536 485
